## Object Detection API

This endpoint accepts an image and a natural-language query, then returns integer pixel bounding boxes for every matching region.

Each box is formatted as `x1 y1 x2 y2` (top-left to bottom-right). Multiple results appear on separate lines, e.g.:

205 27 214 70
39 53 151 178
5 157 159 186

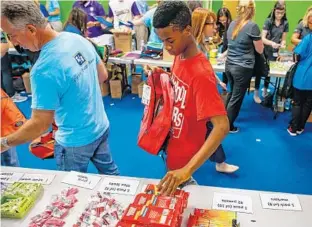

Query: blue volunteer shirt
47 0 61 22
31 32 109 147
293 34 312 90
143 8 162 44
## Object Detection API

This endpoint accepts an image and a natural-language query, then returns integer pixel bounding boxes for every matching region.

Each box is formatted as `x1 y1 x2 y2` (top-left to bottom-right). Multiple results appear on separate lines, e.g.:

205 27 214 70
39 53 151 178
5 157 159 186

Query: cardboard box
22 72 31 93
138 82 145 98
110 78 123 99
100 81 110 96
112 30 132 53
131 74 142 94
308 112 312 123
163 48 174 62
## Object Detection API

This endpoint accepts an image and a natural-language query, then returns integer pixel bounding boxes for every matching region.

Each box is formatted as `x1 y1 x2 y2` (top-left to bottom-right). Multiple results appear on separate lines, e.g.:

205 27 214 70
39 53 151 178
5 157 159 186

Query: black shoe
296 128 304 135
287 127 297 136
229 127 239 133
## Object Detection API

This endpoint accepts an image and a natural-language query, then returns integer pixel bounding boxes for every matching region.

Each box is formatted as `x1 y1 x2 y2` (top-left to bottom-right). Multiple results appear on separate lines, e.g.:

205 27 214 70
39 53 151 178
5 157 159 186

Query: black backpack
281 62 299 99
254 52 270 78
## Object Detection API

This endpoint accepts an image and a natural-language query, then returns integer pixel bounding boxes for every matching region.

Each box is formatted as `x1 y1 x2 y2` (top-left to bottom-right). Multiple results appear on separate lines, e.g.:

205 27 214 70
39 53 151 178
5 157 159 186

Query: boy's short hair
153 1 191 31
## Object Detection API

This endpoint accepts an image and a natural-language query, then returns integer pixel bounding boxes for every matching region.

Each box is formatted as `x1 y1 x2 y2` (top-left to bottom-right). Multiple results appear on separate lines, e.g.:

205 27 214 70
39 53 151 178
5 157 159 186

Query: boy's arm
158 115 229 196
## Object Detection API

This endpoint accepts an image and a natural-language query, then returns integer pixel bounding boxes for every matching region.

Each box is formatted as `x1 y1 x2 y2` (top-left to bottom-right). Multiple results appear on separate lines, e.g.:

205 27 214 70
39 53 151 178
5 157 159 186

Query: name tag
141 84 151 106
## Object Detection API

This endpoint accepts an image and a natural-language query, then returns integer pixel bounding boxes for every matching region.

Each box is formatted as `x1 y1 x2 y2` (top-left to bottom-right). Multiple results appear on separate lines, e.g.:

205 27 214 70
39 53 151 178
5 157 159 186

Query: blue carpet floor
15 88 312 195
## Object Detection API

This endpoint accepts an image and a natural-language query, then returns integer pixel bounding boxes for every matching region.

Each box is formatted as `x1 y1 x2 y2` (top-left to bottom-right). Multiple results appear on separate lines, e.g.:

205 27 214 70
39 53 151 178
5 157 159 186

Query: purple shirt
72 0 105 38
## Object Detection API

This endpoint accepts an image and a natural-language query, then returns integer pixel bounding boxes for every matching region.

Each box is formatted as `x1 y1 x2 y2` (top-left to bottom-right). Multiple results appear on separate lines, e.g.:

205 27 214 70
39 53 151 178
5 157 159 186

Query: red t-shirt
167 52 227 170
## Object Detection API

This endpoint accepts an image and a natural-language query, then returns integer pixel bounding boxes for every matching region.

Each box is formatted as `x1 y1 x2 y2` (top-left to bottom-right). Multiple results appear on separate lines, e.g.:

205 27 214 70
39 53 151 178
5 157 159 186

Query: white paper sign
260 193 302 211
213 192 253 214
99 177 140 195
18 173 55 185
62 171 101 190
0 172 24 183
141 84 151 105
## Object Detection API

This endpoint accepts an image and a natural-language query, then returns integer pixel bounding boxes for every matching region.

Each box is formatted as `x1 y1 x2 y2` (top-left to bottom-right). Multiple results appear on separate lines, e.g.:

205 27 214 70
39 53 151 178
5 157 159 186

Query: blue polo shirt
293 34 312 90
31 32 109 147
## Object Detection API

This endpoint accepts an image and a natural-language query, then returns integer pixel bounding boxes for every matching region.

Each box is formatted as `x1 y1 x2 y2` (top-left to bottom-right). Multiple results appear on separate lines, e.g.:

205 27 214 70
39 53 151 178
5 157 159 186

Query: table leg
273 77 282 120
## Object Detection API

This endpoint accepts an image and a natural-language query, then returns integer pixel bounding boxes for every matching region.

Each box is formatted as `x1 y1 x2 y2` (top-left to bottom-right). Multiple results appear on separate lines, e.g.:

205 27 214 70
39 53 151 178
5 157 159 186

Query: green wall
41 0 155 24
211 0 311 46
43 0 310 45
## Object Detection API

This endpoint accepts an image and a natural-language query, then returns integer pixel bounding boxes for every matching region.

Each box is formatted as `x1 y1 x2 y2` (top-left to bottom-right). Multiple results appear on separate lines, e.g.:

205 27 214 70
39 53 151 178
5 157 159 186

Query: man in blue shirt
46 0 62 31
288 33 312 136
0 1 119 175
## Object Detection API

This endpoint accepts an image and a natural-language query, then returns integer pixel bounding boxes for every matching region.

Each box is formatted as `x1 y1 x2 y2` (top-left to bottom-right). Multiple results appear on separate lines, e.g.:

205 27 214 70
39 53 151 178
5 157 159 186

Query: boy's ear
183 25 192 36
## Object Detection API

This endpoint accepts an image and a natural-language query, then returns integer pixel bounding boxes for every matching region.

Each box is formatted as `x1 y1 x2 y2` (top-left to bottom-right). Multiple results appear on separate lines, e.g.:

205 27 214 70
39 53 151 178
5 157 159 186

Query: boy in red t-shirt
152 1 230 195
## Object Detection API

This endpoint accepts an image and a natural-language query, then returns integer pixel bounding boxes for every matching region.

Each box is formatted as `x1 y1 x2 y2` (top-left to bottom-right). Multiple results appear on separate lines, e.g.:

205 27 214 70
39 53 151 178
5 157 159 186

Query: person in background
223 0 264 133
152 1 230 195
216 7 232 94
287 33 312 136
187 0 202 12
136 0 158 15
72 0 108 41
132 0 163 44
135 0 149 15
46 0 62 32
191 8 239 174
107 0 147 50
63 7 108 63
34 0 49 18
216 7 232 44
192 8 227 91
291 6 312 46
63 7 88 36
0 1 119 175
1 89 25 167
254 1 288 103
1 30 27 103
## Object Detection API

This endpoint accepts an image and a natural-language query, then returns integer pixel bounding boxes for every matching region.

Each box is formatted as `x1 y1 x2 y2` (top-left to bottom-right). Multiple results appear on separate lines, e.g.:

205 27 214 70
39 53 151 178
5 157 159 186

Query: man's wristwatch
1 137 10 149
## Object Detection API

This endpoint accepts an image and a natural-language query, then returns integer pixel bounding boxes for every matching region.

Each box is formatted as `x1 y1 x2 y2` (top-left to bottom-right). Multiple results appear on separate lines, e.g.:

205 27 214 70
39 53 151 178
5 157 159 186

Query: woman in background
224 0 264 133
288 33 312 136
63 8 109 63
254 1 288 103
216 7 232 94
191 8 239 174
291 6 312 46
63 7 88 36
216 7 232 46
187 0 202 12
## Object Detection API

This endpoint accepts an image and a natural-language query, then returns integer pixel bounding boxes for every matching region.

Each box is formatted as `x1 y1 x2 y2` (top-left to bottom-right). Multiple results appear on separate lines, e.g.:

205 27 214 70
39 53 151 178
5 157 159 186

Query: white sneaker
11 93 27 103
216 162 239 173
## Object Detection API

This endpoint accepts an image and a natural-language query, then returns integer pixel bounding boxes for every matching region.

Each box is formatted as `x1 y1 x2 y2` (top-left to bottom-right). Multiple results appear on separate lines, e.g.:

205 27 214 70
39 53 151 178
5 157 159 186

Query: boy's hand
144 65 167 77
157 167 192 196
219 82 227 91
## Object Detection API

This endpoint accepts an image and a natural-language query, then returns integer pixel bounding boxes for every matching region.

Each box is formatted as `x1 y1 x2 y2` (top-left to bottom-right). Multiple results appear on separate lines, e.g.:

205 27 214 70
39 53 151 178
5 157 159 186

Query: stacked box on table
1 183 43 219
187 209 239 227
117 184 189 227
112 29 132 53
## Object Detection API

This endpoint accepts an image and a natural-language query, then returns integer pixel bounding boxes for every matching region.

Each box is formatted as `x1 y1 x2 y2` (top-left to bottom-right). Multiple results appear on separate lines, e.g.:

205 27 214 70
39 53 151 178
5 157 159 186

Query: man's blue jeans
1 147 20 167
54 128 119 175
